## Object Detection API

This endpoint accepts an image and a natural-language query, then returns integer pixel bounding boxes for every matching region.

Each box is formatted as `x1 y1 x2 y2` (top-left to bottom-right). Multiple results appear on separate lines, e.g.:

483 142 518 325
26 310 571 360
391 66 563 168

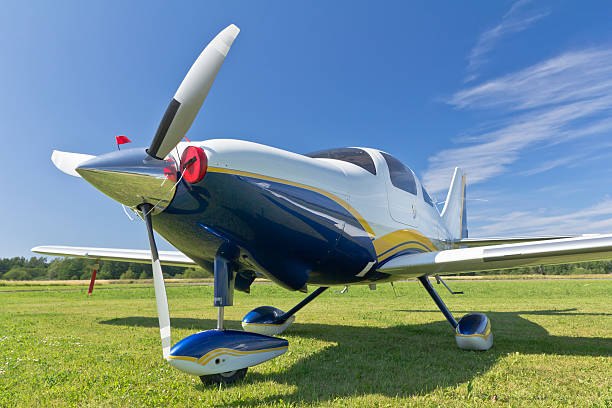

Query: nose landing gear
168 254 289 385
200 368 247 385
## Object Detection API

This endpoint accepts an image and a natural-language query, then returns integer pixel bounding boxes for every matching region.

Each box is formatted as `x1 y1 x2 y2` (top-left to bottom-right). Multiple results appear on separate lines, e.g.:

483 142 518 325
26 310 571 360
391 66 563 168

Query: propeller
140 25 240 357
63 25 240 359
141 203 172 359
147 24 240 160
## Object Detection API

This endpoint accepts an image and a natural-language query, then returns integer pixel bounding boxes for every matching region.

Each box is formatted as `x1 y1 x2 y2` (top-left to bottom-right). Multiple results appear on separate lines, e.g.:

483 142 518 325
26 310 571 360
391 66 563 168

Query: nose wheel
200 367 248 385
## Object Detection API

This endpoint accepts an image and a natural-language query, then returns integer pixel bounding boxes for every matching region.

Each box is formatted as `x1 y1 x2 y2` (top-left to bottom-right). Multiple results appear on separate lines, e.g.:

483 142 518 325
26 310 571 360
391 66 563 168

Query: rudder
440 168 467 240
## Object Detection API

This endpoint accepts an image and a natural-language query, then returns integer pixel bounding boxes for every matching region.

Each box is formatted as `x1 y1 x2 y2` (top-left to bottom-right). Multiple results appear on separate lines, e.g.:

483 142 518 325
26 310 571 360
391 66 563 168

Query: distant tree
0 257 26 277
128 263 151 278
120 268 137 280
183 268 208 279
3 267 33 280
98 261 125 280
53 258 90 280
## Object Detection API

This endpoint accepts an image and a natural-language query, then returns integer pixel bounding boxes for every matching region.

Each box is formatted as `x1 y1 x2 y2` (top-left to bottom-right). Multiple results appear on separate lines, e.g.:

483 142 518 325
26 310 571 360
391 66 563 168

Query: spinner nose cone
76 148 178 213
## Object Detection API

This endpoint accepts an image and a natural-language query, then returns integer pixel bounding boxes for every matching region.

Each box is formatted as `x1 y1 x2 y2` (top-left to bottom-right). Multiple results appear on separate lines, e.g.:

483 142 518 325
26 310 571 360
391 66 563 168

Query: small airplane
34 24 612 385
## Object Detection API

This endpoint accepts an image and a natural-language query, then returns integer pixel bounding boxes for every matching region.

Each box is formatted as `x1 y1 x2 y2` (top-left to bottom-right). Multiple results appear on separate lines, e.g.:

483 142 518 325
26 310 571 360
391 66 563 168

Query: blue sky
2 0 612 257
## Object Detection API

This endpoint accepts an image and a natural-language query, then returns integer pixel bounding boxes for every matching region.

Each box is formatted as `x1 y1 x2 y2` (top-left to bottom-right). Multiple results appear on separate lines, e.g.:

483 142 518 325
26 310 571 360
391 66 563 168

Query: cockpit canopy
381 152 435 208
380 152 417 194
305 147 377 175
306 147 436 208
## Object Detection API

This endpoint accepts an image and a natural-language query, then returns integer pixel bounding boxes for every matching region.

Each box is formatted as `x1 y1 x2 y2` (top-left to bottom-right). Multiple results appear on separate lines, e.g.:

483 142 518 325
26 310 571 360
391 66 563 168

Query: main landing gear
418 275 493 350
242 287 329 335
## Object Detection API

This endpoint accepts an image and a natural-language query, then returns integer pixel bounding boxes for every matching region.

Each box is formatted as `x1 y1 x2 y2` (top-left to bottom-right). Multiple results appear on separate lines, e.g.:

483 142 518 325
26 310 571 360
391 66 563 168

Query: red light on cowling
181 146 207 183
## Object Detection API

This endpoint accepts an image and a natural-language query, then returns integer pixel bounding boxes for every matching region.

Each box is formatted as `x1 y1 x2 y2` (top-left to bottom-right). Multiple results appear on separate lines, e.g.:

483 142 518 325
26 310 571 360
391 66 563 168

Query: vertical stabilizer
440 168 468 240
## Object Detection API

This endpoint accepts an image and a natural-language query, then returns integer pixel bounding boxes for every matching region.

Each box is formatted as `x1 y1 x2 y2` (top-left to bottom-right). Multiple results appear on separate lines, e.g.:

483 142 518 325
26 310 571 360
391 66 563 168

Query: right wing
32 245 197 268
453 235 588 247
452 235 577 248
379 234 612 277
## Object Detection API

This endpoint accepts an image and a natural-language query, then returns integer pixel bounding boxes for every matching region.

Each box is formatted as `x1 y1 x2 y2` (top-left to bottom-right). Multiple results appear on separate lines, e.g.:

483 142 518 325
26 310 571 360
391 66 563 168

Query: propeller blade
148 24 240 159
141 203 172 359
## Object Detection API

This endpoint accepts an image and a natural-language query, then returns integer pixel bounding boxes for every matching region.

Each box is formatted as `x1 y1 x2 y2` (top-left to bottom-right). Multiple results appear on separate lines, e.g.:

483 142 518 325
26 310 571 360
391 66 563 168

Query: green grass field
0 279 610 407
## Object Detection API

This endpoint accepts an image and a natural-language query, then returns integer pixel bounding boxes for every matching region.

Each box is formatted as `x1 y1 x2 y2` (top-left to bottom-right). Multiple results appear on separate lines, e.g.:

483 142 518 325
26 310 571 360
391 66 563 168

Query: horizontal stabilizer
51 150 96 178
379 234 612 277
32 245 196 267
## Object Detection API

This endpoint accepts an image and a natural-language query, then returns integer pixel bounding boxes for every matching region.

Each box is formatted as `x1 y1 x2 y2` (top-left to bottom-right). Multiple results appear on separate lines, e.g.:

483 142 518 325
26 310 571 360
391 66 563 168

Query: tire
199 367 248 385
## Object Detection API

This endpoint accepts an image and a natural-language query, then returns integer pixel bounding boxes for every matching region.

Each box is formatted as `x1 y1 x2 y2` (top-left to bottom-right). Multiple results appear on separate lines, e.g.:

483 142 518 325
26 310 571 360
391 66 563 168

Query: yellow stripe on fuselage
206 167 440 262
167 355 197 362
167 346 288 366
372 229 437 262
208 167 376 237
196 346 288 364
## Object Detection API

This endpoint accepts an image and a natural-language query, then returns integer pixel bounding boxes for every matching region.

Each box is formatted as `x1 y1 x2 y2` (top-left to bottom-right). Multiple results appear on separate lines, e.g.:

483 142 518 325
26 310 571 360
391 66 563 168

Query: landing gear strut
200 253 245 385
213 253 234 330
418 276 458 329
242 287 329 335
418 275 493 350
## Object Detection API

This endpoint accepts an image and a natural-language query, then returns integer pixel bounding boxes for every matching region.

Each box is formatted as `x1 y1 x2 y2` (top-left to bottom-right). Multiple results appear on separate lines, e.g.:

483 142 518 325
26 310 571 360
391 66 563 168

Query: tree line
0 257 212 281
0 256 611 281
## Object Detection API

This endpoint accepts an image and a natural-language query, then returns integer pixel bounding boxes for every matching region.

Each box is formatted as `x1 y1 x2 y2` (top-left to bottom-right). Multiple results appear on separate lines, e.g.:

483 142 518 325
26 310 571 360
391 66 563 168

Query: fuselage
150 139 453 291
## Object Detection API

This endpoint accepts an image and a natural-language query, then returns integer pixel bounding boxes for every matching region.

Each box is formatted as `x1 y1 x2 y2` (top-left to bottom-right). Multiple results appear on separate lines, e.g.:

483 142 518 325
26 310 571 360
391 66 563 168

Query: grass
0 279 610 407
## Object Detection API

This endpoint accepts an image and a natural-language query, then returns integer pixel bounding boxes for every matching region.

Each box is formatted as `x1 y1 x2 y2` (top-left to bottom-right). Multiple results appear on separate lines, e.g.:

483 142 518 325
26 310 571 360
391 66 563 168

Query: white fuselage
171 139 452 250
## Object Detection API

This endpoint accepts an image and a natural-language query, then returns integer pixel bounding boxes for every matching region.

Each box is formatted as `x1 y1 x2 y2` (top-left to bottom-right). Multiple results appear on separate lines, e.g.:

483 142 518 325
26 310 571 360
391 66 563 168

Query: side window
422 185 434 207
305 148 376 175
381 152 417 195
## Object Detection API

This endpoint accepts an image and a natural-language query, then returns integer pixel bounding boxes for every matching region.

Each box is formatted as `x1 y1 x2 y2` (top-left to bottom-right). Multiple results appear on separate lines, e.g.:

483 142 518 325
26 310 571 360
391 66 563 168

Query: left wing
32 245 196 267
379 234 612 276
51 150 96 178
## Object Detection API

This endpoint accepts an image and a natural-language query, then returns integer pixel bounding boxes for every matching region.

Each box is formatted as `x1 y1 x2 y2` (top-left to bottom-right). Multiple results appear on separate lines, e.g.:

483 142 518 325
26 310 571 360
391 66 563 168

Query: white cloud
518 154 584 176
471 198 612 236
466 0 549 80
457 49 612 110
518 143 612 176
423 48 612 193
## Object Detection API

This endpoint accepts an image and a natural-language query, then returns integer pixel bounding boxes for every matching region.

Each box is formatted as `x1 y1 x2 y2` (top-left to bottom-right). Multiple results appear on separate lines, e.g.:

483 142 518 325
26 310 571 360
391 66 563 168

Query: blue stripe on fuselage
152 171 381 289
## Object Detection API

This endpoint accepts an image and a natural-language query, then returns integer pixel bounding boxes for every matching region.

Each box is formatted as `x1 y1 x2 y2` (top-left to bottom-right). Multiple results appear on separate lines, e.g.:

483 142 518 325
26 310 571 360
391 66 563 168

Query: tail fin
440 168 468 240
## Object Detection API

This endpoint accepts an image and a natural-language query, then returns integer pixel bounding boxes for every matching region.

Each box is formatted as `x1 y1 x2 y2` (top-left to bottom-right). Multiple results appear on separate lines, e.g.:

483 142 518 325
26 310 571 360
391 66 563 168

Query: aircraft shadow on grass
101 309 611 406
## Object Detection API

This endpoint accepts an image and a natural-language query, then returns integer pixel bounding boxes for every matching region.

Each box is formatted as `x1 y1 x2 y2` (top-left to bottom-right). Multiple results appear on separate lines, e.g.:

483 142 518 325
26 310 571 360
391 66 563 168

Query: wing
454 235 584 247
32 245 196 267
379 234 612 277
51 150 96 178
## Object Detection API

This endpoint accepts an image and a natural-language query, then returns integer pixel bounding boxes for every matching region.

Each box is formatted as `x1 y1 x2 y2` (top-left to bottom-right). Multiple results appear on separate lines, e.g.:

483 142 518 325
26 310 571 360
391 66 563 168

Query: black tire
199 367 248 385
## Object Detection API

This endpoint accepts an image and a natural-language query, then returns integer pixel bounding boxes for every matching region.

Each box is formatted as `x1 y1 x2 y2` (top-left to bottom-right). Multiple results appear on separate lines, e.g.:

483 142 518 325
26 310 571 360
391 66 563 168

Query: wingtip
51 150 62 166
227 23 240 37
50 150 95 178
